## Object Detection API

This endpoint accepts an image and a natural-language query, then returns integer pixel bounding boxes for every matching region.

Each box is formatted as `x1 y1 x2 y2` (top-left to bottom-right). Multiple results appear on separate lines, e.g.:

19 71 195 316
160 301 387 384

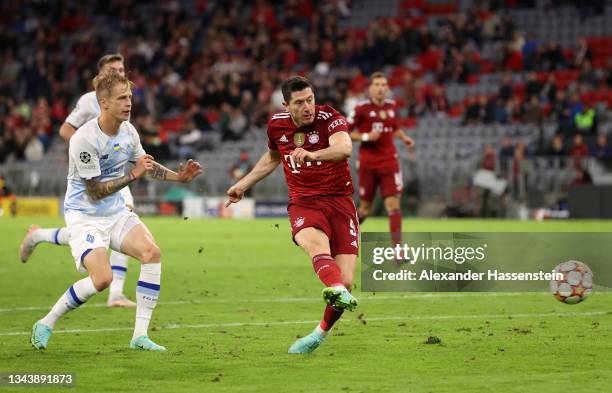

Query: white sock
39 277 98 328
109 251 129 297
314 325 330 338
133 263 161 339
32 228 70 246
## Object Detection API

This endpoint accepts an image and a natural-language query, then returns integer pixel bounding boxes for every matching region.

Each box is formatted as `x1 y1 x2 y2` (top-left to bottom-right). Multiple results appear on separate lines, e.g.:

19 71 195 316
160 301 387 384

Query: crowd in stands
1 0 611 165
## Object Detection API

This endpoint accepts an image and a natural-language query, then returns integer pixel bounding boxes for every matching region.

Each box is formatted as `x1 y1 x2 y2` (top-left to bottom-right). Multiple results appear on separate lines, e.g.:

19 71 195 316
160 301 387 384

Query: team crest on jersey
294 217 305 228
294 132 305 147
379 110 387 120
79 152 91 163
307 131 319 144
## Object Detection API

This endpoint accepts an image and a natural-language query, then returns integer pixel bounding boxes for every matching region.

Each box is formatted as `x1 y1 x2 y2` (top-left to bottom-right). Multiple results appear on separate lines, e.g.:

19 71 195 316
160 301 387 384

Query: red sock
312 254 343 287
389 210 402 246
319 304 344 331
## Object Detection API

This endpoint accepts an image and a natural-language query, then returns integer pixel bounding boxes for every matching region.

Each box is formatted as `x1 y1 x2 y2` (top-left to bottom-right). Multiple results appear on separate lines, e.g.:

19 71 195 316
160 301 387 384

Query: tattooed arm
84 154 154 201
148 159 203 183
85 172 136 201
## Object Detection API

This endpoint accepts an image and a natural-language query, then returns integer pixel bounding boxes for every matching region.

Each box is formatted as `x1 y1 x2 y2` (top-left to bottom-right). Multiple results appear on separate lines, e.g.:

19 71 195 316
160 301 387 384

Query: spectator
592 133 612 161
574 104 597 134
578 60 598 88
569 134 590 167
229 149 254 197
574 36 593 68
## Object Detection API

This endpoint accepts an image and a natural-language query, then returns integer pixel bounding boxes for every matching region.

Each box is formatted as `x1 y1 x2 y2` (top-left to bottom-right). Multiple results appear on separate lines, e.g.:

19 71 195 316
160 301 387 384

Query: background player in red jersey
348 72 414 247
226 76 359 354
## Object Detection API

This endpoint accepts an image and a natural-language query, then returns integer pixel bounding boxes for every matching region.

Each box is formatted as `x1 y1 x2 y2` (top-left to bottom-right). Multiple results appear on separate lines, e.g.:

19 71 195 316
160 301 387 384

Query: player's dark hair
97 53 124 71
370 71 387 83
281 76 313 103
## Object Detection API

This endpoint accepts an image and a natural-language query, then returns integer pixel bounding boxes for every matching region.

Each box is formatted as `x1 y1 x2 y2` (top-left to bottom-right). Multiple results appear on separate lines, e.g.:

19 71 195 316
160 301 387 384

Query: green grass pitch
0 217 611 392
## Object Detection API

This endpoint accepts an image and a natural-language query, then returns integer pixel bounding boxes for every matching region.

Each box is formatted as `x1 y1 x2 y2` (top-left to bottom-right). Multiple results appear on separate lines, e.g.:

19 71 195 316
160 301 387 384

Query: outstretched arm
226 150 281 206
84 154 154 201
148 159 203 183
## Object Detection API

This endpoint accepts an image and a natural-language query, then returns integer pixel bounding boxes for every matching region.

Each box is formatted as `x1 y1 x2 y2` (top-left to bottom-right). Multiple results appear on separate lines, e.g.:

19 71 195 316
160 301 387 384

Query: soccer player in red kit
348 72 414 247
226 76 359 354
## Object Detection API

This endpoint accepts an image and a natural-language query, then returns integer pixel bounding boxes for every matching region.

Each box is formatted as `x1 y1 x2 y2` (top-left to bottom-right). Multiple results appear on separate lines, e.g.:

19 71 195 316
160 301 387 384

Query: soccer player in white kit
19 54 137 307
30 71 202 351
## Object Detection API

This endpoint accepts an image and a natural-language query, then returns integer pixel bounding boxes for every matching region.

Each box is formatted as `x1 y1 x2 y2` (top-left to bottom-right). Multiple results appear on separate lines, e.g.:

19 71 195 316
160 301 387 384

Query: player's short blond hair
93 71 134 99
97 53 124 71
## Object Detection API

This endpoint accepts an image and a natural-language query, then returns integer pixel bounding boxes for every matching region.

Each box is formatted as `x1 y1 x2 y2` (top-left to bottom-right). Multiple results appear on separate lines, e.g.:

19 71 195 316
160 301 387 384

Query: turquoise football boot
31 321 53 350
129 336 166 351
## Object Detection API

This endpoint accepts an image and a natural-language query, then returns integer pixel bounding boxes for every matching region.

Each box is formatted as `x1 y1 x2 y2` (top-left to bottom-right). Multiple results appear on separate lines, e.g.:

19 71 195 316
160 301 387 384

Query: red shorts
287 195 359 257
358 165 403 202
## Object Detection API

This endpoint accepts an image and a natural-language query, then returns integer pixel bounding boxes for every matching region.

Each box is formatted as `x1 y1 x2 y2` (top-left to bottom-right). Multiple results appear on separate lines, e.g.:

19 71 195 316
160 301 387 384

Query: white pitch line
0 293 536 313
0 311 607 337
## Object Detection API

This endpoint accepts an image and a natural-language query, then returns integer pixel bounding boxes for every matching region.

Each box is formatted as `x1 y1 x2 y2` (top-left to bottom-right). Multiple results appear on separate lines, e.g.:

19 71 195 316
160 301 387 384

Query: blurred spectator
524 72 541 100
592 133 612 161
540 41 566 71
539 74 557 104
574 104 597 134
219 103 247 142
499 136 515 176
574 37 593 68
578 60 598 88
522 96 543 124
480 143 497 171
230 149 254 197
569 134 590 167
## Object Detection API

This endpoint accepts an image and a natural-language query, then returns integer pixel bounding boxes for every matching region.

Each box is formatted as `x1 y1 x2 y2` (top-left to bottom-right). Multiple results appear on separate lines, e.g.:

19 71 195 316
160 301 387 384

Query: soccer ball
550 260 593 304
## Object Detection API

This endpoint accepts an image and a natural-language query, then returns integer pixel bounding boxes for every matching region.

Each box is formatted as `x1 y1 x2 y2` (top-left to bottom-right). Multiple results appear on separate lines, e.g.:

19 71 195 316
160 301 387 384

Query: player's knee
92 270 113 291
140 243 161 263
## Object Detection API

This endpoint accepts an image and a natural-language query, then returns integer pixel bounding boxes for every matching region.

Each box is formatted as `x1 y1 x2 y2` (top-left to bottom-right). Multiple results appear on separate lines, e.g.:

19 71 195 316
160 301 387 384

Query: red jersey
348 99 399 170
267 105 354 200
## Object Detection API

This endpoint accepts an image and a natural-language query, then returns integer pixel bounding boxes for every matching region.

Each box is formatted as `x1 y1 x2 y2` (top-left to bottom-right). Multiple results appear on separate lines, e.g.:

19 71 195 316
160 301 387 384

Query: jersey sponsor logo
279 134 289 143
327 118 346 132
86 234 95 243
294 132 305 147
79 152 92 163
369 111 376 117
294 216 305 228
284 155 322 173
307 131 319 144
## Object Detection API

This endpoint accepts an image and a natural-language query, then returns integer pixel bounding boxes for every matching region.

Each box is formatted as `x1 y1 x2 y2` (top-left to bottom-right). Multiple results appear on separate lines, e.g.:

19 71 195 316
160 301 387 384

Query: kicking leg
288 228 357 354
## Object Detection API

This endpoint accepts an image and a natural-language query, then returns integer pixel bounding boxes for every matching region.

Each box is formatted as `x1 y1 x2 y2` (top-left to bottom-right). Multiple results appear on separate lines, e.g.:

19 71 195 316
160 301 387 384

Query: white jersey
65 91 100 129
64 118 145 216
